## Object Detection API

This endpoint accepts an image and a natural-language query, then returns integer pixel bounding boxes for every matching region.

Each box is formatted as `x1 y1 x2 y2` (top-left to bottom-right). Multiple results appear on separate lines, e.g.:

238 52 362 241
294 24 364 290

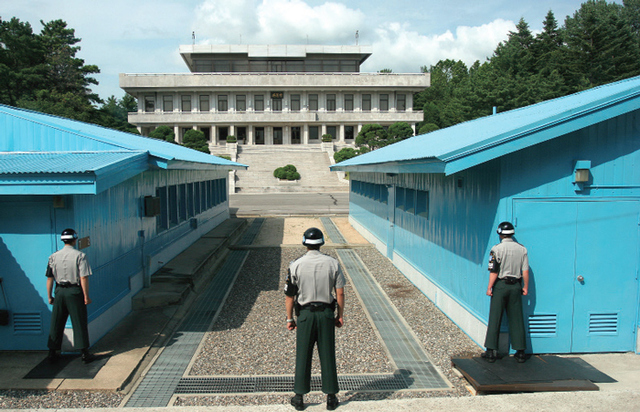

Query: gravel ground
177 244 481 407
0 390 124 409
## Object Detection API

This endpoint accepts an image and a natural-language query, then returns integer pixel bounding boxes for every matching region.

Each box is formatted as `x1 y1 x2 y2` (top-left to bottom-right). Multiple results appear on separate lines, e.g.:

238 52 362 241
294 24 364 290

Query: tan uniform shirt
46 245 92 284
289 250 345 306
490 238 528 279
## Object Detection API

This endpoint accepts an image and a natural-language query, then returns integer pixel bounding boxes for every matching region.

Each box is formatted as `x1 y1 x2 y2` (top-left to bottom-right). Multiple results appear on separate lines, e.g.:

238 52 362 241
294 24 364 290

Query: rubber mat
452 355 616 393
24 354 110 379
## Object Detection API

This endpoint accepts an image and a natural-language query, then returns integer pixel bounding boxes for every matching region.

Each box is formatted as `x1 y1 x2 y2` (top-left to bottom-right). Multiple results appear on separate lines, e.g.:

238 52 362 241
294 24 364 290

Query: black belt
299 302 334 312
56 282 80 288
498 277 521 285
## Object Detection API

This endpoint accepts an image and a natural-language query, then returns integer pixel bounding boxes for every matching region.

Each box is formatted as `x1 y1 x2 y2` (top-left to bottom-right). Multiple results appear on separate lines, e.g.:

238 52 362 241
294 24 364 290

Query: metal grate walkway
176 373 410 394
125 219 264 407
336 249 450 390
320 217 346 244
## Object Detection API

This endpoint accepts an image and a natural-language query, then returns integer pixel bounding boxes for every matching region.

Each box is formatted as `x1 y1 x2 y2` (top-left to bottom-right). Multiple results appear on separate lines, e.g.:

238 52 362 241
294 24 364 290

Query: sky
3 0 621 101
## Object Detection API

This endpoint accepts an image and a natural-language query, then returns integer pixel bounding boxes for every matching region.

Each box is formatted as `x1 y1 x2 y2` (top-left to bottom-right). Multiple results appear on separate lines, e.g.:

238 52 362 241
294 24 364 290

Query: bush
322 134 333 142
334 147 358 163
217 155 231 161
418 123 440 135
148 125 175 143
183 129 210 153
274 164 299 180
226 135 237 143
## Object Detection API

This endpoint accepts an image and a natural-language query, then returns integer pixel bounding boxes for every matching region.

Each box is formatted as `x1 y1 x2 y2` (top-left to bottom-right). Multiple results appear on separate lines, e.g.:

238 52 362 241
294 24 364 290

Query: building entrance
255 127 265 145
273 127 283 145
291 127 301 144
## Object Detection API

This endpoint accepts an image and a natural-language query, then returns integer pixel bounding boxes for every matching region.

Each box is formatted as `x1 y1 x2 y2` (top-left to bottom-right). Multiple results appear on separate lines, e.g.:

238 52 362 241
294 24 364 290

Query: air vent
13 312 42 334
589 313 618 334
528 314 557 336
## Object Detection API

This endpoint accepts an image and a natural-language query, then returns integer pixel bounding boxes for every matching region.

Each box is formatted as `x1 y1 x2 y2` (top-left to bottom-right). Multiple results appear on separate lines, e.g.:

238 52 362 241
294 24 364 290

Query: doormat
24 354 110 379
452 355 616 393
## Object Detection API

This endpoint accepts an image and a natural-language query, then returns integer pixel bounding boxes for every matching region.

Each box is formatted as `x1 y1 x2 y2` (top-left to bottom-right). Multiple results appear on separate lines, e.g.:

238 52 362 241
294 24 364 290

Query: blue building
0 105 246 350
332 76 640 354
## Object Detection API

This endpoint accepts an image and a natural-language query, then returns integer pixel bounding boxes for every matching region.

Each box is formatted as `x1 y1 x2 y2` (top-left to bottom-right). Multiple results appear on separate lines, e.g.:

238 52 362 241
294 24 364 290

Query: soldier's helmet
61 228 78 242
497 222 515 236
302 227 325 246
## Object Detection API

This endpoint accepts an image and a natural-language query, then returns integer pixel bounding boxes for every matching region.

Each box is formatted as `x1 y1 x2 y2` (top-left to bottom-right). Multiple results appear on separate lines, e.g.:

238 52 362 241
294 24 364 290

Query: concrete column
211 125 218 145
357 124 363 133
229 125 235 138
321 124 327 137
284 126 290 145
174 126 181 144
248 125 254 145
339 124 345 143
303 124 309 145
266 127 273 145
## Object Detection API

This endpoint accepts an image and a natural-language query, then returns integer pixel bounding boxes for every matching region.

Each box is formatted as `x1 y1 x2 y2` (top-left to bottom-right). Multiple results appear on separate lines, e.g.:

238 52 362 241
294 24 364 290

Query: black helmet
497 222 515 236
61 228 78 242
302 227 324 246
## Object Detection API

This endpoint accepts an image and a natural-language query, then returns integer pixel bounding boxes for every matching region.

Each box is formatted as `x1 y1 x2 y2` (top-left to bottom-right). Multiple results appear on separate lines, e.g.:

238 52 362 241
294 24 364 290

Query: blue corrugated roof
333 75 640 175
0 151 145 174
0 104 247 170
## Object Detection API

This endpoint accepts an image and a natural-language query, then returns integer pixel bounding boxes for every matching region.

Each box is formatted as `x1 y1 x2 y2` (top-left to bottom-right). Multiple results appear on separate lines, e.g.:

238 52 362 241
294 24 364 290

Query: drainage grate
320 217 346 244
238 218 265 244
176 374 410 394
336 249 450 390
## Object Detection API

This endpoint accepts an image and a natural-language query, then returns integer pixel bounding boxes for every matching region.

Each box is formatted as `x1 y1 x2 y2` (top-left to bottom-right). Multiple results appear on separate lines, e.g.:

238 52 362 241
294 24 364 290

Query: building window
218 95 228 112
272 98 282 112
379 94 389 111
345 126 354 140
416 190 429 218
362 94 371 111
181 95 192 112
396 94 406 111
309 126 319 140
236 95 246 112
326 94 336 111
290 94 300 111
144 96 155 112
200 95 210 112
327 126 337 140
255 95 264 112
163 95 173 112
344 94 354 111
308 94 318 111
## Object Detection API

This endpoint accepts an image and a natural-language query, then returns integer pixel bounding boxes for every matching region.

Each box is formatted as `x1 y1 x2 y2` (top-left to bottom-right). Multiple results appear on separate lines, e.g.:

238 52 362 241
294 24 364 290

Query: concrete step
131 218 249 310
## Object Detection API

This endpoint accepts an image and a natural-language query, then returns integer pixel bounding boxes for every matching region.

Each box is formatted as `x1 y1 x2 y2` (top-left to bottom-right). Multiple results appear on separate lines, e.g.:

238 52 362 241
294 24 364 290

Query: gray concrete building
120 45 429 147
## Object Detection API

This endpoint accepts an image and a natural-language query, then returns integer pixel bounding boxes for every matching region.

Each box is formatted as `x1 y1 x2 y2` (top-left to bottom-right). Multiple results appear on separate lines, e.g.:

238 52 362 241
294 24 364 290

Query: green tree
334 147 358 163
98 94 139 134
183 129 210 153
39 19 100 104
387 121 414 144
418 123 439 134
355 124 388 151
0 17 46 106
148 125 175 142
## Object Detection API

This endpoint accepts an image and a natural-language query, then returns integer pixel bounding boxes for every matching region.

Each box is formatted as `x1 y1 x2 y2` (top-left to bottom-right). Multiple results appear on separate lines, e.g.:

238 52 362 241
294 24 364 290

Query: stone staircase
233 145 349 193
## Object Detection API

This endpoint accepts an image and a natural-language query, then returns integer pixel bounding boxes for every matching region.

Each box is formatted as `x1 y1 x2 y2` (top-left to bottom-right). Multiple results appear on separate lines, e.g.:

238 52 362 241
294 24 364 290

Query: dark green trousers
294 307 339 395
484 280 526 351
47 285 90 350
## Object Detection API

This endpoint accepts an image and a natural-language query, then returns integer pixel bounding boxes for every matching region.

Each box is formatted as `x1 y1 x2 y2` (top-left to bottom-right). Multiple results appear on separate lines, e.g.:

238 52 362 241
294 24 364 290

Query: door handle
577 275 584 282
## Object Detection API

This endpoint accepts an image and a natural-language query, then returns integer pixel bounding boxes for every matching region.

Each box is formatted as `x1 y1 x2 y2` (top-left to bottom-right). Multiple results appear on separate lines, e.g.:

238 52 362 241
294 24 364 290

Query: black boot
47 349 59 364
481 349 497 363
326 394 339 410
81 349 96 364
290 394 304 411
514 350 527 363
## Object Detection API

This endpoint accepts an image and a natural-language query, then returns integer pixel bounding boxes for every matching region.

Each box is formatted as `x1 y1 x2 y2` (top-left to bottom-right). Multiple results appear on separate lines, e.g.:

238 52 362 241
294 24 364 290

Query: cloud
193 0 514 73
194 0 365 44
363 19 515 73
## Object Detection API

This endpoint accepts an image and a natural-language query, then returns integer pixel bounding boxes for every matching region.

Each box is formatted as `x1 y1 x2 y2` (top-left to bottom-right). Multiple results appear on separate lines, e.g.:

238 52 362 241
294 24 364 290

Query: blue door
514 200 639 353
0 201 57 350
386 185 395 259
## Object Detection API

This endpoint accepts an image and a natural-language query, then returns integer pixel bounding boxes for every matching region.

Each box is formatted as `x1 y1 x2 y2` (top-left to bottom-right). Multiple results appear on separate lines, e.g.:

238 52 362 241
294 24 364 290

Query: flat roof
180 44 372 71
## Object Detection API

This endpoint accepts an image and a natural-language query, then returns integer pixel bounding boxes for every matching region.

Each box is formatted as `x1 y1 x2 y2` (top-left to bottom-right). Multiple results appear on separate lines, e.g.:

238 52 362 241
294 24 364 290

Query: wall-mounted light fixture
573 160 591 191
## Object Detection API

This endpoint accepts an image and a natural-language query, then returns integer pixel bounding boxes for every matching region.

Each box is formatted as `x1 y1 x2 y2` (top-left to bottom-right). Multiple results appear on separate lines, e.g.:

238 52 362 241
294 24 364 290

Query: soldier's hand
287 320 296 331
522 287 528 296
84 297 92 305
48 297 54 305
486 287 493 296
335 317 343 328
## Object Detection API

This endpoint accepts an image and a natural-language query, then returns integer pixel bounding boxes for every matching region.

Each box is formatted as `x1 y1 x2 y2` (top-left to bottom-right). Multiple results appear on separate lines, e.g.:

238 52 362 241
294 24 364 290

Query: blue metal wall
349 109 640 353
0 168 229 350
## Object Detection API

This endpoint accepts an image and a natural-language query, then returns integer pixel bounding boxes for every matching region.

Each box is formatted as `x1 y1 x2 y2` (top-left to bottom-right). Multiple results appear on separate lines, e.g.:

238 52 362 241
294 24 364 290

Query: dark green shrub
334 147 357 163
322 134 333 142
226 135 237 143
